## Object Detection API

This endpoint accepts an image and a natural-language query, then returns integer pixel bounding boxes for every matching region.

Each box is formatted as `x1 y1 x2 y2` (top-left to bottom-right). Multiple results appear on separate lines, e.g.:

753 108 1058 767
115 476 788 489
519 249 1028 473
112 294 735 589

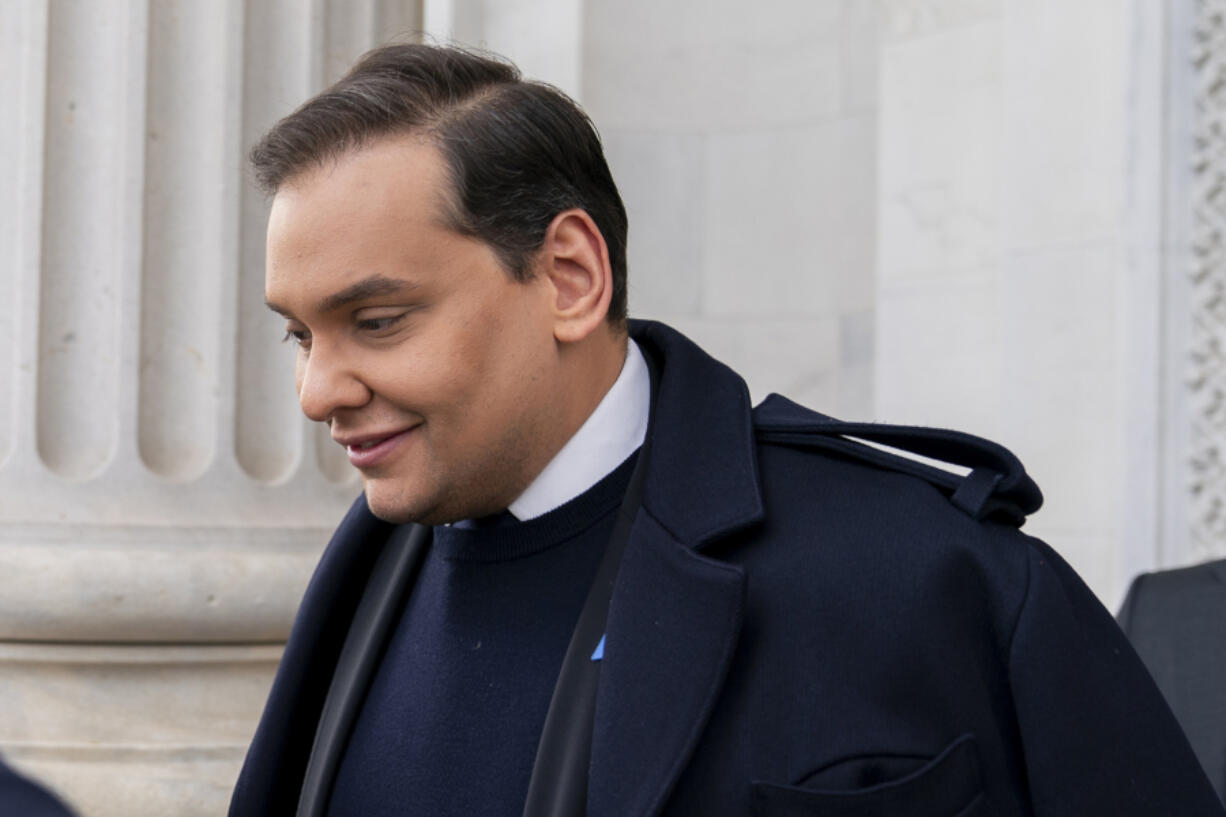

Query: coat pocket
751 734 985 817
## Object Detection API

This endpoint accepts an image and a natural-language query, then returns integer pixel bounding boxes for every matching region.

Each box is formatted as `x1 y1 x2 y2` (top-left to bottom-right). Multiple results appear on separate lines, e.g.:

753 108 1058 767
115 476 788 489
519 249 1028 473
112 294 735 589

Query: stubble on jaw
360 416 541 526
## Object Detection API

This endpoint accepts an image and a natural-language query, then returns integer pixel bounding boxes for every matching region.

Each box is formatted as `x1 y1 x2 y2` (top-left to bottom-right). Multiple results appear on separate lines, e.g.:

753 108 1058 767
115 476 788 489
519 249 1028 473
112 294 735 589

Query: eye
282 326 312 349
354 310 410 335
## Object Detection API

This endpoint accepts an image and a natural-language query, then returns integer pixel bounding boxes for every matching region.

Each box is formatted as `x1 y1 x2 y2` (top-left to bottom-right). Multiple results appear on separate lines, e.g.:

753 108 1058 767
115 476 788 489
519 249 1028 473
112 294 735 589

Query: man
1119 558 1226 801
231 43 1225 816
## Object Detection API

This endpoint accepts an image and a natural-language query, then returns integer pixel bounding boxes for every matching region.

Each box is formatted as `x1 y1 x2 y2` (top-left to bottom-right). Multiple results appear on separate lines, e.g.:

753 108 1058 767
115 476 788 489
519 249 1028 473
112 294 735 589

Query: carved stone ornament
1187 0 1226 559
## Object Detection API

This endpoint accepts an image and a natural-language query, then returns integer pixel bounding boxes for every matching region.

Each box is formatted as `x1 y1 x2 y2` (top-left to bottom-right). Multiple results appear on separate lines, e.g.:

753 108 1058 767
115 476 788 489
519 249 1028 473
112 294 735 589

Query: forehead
264 137 460 303
269 135 450 243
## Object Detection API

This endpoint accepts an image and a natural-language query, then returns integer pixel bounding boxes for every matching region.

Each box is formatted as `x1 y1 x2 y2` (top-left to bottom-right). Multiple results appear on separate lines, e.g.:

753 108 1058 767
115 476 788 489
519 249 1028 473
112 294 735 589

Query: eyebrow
265 274 418 317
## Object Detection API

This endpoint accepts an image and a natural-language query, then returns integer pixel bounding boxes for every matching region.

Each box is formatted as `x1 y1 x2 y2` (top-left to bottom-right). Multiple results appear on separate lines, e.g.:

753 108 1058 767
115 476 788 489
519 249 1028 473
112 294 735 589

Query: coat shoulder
752 394 1043 527
743 393 1047 640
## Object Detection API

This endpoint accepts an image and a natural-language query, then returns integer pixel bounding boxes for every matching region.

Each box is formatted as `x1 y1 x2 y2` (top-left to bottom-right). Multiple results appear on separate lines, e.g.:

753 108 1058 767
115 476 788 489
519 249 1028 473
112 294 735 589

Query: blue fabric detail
591 634 606 661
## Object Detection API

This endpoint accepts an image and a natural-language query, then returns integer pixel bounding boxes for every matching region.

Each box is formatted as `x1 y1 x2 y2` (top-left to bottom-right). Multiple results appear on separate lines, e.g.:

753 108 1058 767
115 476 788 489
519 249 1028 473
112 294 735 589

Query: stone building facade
0 1 1222 814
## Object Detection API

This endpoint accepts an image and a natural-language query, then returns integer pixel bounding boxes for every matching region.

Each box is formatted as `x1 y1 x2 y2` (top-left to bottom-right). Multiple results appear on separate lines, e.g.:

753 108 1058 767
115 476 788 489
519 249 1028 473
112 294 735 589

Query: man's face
264 137 564 524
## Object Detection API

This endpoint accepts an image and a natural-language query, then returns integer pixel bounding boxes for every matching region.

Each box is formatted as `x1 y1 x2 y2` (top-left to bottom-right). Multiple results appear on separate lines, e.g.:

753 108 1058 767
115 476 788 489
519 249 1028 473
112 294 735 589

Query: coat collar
629 319 765 547
585 320 758 817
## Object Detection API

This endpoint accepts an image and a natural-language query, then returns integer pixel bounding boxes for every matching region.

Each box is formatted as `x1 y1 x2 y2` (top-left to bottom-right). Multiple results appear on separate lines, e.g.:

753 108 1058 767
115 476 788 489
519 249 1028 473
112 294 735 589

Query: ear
539 209 614 344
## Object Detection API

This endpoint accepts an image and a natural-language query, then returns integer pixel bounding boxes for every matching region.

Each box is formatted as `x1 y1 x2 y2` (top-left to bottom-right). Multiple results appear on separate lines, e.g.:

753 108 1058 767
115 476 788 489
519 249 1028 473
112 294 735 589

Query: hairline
267 129 629 330
270 126 495 256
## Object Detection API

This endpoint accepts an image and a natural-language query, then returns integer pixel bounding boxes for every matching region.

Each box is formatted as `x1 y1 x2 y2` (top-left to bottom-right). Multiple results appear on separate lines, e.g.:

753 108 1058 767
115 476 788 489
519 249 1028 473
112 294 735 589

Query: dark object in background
1119 558 1226 802
0 757 75 817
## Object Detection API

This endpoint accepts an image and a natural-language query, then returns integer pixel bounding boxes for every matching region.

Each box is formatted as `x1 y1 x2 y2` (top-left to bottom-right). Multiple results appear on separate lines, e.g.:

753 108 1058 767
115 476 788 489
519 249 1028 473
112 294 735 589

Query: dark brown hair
250 43 629 322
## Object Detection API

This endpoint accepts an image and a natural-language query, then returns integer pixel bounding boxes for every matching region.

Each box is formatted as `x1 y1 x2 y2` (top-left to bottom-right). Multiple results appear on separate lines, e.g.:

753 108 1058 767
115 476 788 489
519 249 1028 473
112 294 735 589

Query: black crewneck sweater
327 452 638 817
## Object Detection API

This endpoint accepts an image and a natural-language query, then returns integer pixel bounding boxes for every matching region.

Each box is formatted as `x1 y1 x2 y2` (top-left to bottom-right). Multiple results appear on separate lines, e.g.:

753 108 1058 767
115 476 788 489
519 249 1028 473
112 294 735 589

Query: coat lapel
586 322 764 817
230 495 396 817
587 515 745 817
297 523 431 816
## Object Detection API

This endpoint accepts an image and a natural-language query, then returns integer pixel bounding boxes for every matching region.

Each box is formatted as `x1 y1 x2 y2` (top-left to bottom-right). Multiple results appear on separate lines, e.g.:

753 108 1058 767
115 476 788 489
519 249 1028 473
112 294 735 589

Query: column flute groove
139 0 230 481
234 0 317 483
36 0 143 480
3 1 49 478
0 1 49 471
215 0 246 476
115 0 152 475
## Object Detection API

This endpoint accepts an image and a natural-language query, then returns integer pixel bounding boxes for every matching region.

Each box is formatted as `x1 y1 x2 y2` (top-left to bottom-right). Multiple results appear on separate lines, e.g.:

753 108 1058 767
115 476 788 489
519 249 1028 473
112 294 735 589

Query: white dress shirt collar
507 339 651 521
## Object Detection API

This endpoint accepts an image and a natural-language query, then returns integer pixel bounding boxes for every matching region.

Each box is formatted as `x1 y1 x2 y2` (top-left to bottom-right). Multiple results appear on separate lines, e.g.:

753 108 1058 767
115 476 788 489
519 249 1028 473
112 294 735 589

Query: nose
295 344 371 423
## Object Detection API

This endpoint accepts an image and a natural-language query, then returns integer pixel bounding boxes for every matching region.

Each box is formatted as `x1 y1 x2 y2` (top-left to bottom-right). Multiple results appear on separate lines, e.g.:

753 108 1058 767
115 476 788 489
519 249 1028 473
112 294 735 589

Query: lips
337 427 415 468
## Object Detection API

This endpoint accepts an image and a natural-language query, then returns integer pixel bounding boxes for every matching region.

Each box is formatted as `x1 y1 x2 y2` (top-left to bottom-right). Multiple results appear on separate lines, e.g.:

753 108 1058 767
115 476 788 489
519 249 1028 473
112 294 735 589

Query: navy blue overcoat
231 320 1224 816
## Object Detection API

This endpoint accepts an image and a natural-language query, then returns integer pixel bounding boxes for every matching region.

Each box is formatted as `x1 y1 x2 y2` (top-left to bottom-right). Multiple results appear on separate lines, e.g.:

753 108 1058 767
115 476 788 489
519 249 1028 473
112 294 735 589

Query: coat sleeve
1007 538 1225 816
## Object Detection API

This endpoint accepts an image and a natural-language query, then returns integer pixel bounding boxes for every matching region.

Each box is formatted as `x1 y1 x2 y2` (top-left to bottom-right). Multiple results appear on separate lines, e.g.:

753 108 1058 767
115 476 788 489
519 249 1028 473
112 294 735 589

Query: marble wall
876 0 1140 604
876 0 1226 605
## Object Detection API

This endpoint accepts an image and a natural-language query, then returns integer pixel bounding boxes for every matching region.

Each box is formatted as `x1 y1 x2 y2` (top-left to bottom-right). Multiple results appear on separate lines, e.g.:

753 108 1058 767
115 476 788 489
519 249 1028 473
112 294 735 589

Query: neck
505 328 646 521
556 325 629 440
484 325 629 515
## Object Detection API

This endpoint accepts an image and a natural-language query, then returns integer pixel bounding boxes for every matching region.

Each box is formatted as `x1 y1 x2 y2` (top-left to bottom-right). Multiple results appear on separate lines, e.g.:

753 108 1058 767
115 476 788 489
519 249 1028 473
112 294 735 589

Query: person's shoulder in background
1119 557 1226 802
0 757 76 817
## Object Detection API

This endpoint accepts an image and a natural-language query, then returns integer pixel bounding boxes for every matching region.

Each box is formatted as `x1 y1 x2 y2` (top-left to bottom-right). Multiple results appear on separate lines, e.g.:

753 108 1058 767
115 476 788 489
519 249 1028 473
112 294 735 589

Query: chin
362 481 429 525
361 468 515 526
363 480 472 527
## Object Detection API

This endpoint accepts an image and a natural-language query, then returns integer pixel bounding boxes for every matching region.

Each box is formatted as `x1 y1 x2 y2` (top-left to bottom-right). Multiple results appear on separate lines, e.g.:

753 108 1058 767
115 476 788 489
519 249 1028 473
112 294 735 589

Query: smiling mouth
342 428 415 467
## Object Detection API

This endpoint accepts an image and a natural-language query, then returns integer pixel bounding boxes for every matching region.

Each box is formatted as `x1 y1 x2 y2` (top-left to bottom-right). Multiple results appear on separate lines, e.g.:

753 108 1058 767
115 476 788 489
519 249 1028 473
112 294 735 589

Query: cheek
410 284 551 417
473 321 541 395
442 312 514 383
414 335 521 438
369 340 475 418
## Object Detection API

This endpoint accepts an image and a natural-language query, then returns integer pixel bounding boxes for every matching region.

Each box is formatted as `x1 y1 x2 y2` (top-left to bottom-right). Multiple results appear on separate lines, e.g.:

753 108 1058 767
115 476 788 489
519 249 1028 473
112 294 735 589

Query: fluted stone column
0 2 420 815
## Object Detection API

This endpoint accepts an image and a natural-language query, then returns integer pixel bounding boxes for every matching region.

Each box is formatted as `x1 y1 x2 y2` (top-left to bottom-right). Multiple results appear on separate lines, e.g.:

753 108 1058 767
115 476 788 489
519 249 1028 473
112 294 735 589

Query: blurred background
1 0 1221 813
